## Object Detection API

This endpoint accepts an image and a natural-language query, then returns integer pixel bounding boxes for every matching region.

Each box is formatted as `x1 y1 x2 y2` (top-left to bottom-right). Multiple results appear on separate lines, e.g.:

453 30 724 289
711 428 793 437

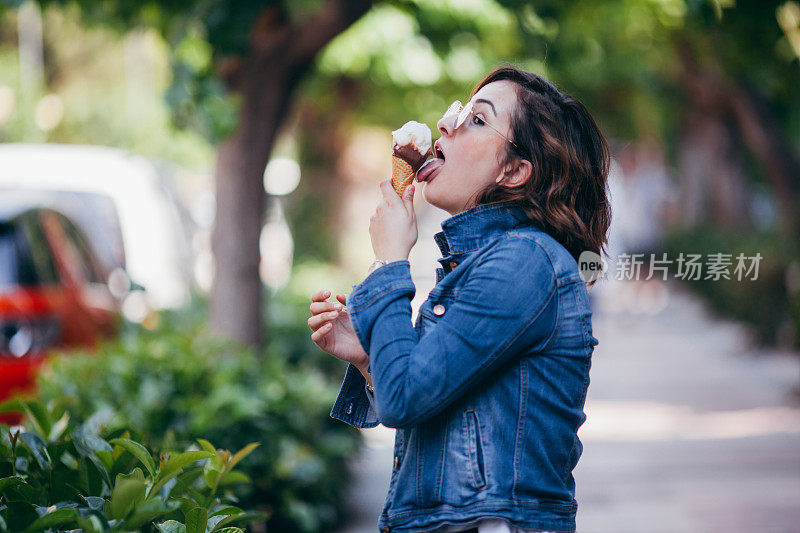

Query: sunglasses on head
442 99 520 151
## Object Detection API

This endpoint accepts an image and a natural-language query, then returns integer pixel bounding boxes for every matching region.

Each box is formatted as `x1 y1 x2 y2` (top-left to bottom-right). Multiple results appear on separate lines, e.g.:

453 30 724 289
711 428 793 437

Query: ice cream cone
392 155 415 196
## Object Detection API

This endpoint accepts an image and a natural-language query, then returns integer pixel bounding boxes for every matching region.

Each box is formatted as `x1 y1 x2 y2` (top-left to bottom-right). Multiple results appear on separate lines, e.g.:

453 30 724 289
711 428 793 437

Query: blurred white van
0 143 204 318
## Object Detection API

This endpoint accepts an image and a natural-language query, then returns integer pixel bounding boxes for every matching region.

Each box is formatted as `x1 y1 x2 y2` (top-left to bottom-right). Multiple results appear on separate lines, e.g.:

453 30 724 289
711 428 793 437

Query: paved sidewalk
333 267 800 532
574 280 800 532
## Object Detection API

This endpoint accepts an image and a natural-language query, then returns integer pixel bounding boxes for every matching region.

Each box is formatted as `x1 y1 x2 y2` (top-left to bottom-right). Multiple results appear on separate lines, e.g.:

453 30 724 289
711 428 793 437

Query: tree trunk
209 0 372 349
675 40 800 237
726 82 800 236
211 50 296 348
676 109 751 229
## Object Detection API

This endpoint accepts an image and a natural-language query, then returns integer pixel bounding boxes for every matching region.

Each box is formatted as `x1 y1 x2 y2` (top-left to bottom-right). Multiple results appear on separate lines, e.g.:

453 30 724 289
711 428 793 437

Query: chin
421 183 437 207
422 184 459 215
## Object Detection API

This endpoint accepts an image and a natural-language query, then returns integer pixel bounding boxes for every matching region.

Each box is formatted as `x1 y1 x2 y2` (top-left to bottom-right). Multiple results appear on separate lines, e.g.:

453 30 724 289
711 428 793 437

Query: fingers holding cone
402 180 415 213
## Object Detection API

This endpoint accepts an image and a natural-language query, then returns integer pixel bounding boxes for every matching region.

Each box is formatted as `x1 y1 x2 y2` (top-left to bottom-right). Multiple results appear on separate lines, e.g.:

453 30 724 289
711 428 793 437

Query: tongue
416 158 444 182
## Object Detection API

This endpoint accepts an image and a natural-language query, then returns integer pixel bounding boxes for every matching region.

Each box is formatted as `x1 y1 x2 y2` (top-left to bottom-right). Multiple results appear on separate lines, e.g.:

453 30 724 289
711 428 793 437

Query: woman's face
418 80 521 215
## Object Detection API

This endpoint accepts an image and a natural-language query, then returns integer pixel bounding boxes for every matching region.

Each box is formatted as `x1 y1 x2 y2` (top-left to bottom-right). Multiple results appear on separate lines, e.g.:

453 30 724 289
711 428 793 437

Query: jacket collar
434 201 532 260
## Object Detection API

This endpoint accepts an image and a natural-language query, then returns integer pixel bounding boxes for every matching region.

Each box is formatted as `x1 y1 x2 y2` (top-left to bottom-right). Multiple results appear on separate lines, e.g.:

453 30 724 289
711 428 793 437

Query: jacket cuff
329 362 380 429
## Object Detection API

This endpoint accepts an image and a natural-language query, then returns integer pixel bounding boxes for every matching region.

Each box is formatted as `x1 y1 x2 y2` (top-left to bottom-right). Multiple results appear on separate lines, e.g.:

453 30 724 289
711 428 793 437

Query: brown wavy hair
468 65 611 284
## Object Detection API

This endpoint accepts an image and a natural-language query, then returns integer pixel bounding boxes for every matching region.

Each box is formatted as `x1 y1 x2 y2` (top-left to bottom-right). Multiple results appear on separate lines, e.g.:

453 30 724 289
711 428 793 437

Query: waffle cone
392 155 415 196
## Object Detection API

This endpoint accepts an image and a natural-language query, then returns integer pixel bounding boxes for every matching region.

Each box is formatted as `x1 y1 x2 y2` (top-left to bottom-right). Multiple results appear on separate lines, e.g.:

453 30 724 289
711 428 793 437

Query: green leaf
202 452 224 489
4 501 38 531
75 515 105 533
226 442 259 471
0 397 22 413
67 428 113 488
109 469 147 520
163 451 214 476
95 450 114 472
19 399 52 440
109 438 157 478
184 506 207 533
24 508 77 533
0 476 28 494
4 477 39 501
210 511 269 532
195 439 217 454
72 427 112 456
174 467 204 490
124 497 179 530
172 478 205 508
48 410 70 442
86 453 113 489
206 515 227 533
175 496 199 516
217 471 250 486
80 495 105 510
150 451 214 497
208 506 243 518
156 520 187 533
214 528 244 533
19 433 51 471
203 465 222 490
0 398 50 439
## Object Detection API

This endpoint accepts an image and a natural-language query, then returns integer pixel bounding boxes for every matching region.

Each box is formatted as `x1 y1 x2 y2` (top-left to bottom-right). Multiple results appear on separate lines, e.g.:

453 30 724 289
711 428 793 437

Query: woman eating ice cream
308 65 610 533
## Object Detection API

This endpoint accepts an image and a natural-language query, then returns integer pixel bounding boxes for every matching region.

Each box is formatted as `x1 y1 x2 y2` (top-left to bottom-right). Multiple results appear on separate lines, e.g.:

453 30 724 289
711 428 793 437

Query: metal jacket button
394 456 400 469
433 304 445 316
449 261 457 269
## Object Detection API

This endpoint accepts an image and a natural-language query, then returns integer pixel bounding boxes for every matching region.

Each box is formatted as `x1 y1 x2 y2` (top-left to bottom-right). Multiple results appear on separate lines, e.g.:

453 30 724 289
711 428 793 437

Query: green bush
30 288 363 533
0 397 265 532
663 225 800 347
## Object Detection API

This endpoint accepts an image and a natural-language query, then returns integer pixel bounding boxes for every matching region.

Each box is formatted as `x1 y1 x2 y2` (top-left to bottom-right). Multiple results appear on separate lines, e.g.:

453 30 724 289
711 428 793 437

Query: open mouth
416 142 445 182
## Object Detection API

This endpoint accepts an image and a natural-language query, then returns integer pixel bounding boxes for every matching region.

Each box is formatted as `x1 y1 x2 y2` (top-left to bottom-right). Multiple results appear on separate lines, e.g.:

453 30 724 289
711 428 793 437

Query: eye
471 114 485 126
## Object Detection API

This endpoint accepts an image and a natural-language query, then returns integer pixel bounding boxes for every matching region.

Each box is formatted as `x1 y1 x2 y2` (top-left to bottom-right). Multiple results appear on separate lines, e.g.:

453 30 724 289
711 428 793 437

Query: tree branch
289 0 373 63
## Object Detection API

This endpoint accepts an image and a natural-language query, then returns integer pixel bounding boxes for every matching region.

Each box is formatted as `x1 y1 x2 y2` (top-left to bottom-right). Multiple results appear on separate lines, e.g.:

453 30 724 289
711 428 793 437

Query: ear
497 158 532 187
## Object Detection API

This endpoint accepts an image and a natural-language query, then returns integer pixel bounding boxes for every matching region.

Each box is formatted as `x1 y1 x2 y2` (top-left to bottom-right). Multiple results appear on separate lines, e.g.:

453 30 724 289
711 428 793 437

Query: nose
437 114 454 138
437 100 461 137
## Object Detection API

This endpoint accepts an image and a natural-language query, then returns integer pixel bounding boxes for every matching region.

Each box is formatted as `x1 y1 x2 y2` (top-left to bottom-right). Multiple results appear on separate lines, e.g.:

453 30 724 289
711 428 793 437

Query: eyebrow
473 98 497 116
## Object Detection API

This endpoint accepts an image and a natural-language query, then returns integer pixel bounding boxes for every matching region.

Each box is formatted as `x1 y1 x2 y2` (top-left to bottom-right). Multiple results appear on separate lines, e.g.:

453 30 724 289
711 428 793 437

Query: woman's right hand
308 289 369 370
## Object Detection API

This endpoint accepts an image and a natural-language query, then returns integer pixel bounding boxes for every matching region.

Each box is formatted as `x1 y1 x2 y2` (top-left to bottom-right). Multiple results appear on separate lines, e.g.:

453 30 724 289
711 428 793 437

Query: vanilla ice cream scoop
392 121 432 158
390 121 432 196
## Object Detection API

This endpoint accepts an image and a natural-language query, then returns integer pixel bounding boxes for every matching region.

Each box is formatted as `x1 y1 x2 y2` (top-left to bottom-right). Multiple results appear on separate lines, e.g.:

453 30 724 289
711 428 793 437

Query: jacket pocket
463 409 487 490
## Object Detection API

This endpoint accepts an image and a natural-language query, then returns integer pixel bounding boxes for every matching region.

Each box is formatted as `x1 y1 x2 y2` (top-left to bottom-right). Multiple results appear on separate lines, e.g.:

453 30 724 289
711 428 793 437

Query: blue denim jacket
330 201 599 533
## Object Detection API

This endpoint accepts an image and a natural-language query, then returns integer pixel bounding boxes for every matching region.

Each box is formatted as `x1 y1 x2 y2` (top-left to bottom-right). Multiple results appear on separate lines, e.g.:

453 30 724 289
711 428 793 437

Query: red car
0 200 121 425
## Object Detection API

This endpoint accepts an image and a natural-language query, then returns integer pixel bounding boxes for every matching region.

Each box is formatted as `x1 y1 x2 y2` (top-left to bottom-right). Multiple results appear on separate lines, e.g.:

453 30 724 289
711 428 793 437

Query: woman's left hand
369 179 418 262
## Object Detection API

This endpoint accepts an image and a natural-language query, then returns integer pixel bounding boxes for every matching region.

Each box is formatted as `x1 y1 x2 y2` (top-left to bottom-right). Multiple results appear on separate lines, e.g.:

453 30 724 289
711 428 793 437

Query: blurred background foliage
33 283 362 532
0 2 215 168
4 0 797 250
1 0 797 312
664 226 799 346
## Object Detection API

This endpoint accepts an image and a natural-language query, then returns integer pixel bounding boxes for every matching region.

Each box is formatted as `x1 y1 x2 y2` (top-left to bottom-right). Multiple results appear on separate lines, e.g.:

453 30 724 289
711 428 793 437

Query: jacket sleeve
328 268 416 429
344 237 558 429
329 361 381 429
